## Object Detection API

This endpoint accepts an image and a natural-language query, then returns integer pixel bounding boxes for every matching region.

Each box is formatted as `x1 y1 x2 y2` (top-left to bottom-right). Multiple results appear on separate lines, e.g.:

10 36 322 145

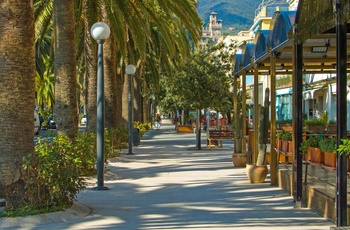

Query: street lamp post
126 64 136 155
151 96 155 129
91 22 110 190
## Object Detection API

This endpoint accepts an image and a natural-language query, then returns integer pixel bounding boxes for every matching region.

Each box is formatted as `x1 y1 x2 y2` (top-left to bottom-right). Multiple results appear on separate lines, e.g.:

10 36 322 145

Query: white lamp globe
91 22 110 41
125 64 136 75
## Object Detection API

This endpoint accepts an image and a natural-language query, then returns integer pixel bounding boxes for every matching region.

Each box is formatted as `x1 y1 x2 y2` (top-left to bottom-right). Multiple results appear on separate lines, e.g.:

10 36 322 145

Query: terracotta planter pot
306 124 325 132
287 140 293 157
308 147 323 167
232 153 247 167
246 164 268 183
327 124 336 132
281 140 289 152
280 124 293 131
303 150 311 162
276 138 282 151
322 151 336 171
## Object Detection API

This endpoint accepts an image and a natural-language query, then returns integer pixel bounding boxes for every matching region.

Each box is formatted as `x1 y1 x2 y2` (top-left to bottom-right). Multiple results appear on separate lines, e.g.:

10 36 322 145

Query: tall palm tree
33 0 202 133
0 1 36 207
53 0 78 139
82 0 202 130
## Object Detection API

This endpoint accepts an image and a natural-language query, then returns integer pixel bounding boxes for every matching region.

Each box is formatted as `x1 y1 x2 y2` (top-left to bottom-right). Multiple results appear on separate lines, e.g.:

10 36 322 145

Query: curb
0 202 90 228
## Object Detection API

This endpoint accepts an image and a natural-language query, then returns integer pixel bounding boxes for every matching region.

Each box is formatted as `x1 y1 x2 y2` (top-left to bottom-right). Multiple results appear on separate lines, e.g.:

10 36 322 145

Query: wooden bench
207 130 234 148
177 125 194 133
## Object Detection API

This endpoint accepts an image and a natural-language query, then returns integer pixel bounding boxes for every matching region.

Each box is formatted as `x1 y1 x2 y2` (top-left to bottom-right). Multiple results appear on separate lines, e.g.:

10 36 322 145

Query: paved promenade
0 119 335 229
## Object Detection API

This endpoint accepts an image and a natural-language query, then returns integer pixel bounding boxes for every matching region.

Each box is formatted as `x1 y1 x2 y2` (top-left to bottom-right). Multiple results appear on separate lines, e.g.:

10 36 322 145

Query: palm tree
53 0 78 139
82 0 202 130
0 1 36 207
33 0 202 133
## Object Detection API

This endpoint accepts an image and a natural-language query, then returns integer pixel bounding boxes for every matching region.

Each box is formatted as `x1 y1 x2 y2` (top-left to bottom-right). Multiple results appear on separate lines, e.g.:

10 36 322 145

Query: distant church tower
209 12 222 41
201 12 223 46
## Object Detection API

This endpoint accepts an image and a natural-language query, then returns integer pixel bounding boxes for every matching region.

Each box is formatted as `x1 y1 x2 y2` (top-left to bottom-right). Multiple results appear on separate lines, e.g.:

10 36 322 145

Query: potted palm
232 91 247 167
319 137 336 171
246 88 269 183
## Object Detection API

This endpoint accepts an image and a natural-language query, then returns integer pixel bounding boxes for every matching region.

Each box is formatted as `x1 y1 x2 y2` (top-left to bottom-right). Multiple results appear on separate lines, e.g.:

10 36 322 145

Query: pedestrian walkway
1 119 335 229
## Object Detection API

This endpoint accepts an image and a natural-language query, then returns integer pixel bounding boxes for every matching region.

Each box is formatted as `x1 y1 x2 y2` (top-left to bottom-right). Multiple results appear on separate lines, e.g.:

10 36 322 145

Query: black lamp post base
91 186 109 191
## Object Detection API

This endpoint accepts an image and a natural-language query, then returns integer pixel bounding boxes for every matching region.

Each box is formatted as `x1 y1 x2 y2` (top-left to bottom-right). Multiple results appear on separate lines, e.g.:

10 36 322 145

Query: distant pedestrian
39 113 44 125
38 113 44 131
156 114 161 130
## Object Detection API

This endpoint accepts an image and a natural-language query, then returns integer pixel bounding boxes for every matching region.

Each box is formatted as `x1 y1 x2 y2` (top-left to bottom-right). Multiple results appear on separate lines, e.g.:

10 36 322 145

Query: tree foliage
160 43 235 112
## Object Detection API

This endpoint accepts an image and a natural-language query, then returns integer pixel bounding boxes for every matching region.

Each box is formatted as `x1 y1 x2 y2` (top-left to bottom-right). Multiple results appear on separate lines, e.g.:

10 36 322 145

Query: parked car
34 110 40 135
81 114 87 125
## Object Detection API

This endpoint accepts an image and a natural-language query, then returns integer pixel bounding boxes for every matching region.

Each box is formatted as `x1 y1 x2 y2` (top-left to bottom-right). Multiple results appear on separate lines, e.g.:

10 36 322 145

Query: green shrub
337 139 350 156
277 119 292 125
3 126 129 217
133 121 151 137
299 136 320 154
22 135 86 212
319 111 328 125
276 130 285 139
319 137 336 153
73 132 97 176
281 131 292 141
304 119 326 125
105 127 128 158
276 130 292 140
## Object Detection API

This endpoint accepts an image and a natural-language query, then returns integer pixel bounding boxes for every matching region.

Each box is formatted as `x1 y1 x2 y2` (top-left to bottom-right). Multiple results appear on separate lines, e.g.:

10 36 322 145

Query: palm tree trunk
83 0 97 133
143 78 150 123
122 69 130 126
133 73 141 122
0 0 35 206
102 7 118 129
115 63 123 128
53 0 78 139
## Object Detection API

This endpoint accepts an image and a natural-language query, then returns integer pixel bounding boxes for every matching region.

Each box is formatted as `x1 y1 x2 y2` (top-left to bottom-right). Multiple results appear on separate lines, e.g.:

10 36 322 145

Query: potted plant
304 119 326 132
319 137 336 171
277 119 292 131
246 88 269 183
302 136 323 166
327 120 336 132
282 131 293 162
276 130 285 151
336 138 350 176
281 131 292 153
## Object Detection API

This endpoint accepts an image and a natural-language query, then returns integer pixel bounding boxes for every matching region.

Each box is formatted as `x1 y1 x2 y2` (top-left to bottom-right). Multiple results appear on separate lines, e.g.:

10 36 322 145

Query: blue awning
253 30 269 61
242 43 255 68
269 11 296 50
233 54 243 75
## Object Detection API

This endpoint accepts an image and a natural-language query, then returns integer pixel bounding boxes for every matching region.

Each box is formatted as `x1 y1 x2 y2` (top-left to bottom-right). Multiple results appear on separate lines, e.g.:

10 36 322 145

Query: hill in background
197 0 262 35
